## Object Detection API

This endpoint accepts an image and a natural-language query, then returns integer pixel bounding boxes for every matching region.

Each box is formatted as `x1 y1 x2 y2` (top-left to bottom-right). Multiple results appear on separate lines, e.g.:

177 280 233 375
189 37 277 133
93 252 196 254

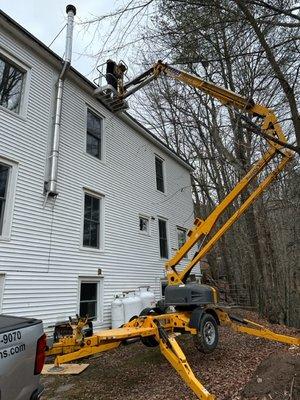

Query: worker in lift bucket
106 59 126 92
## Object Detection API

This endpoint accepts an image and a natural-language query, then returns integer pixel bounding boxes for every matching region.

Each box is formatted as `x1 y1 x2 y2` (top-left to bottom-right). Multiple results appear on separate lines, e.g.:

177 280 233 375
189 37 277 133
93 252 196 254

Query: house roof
0 9 193 172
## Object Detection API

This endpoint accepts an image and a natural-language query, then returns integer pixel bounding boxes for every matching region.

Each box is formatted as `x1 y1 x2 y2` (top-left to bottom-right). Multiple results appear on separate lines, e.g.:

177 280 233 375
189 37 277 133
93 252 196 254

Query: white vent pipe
47 4 76 196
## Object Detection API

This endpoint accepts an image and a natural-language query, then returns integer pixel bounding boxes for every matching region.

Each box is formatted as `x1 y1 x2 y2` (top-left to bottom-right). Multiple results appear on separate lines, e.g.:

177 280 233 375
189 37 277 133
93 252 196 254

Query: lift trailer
45 61 299 400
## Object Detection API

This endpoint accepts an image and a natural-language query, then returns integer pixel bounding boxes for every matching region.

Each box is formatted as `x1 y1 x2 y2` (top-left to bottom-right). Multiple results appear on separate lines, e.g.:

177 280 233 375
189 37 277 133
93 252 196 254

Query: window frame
85 107 105 162
138 214 150 236
80 189 105 252
155 155 166 193
158 217 169 259
0 48 31 118
0 157 18 241
177 226 188 259
78 276 104 322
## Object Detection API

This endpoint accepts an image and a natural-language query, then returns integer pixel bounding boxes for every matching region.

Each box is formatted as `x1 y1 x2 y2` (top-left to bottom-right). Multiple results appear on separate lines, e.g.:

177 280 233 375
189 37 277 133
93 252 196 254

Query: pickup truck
0 314 46 400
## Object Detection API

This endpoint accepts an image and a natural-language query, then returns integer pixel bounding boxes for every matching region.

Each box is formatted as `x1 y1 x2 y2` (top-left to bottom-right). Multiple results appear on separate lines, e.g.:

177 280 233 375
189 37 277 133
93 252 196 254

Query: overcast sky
1 0 119 79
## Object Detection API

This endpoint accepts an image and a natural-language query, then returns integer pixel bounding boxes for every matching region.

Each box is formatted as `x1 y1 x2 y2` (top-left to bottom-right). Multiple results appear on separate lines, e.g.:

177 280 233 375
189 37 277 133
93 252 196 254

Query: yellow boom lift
45 61 299 400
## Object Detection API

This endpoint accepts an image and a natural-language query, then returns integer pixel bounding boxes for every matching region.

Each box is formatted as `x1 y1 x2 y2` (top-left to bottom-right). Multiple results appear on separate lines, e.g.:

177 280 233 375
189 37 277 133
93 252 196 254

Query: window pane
0 164 9 198
155 157 164 192
83 221 91 247
0 56 24 113
87 110 102 138
158 219 168 258
90 221 99 248
84 194 92 219
80 301 97 319
178 229 186 249
87 133 101 158
87 110 102 159
0 164 10 236
139 217 148 232
80 282 97 301
83 193 100 248
92 197 100 221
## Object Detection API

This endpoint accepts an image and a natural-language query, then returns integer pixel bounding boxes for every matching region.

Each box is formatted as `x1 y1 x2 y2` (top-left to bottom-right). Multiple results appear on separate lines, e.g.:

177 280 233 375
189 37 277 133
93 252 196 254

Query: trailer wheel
139 308 159 347
193 313 218 354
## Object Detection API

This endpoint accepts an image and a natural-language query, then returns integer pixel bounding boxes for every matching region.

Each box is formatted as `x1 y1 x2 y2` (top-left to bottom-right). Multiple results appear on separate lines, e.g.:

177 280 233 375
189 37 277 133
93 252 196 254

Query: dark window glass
155 157 164 192
177 228 188 258
80 282 98 319
0 55 24 113
158 219 168 258
86 110 102 159
0 164 10 235
83 194 100 248
139 216 148 233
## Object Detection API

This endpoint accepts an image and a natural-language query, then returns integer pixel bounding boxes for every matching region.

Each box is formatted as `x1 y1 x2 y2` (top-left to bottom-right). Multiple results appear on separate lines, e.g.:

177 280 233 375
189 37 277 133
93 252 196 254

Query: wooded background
90 0 300 327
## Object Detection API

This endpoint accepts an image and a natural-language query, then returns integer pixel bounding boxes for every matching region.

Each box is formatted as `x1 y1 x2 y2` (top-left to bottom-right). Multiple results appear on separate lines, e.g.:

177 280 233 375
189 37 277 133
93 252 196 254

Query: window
79 281 99 319
0 54 24 113
158 218 168 259
86 109 103 159
155 156 165 192
0 164 10 236
0 159 17 240
83 192 101 249
177 227 188 258
139 215 149 235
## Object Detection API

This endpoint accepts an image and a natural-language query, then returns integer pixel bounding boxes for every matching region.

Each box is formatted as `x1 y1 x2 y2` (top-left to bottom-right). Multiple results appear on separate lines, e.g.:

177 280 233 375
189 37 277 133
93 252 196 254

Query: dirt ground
41 310 299 400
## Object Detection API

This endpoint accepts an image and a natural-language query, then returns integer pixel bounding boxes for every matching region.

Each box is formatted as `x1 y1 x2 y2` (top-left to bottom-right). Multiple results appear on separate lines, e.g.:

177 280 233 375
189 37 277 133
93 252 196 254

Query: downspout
46 4 76 196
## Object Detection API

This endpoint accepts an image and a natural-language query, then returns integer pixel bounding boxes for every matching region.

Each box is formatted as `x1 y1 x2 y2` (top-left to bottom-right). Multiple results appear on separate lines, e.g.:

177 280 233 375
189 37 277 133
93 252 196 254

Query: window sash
0 55 24 113
158 219 168 258
177 228 188 258
86 110 102 159
80 282 98 319
139 217 149 233
83 194 101 248
155 157 165 192
0 164 10 236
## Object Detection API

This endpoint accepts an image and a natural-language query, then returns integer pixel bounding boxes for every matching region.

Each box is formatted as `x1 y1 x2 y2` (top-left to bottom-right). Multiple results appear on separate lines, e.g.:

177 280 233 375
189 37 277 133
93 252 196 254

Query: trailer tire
139 308 159 347
193 313 218 354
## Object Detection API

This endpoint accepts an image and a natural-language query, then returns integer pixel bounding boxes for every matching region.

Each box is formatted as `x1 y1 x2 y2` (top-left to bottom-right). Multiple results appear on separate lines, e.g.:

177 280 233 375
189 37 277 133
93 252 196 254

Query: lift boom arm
117 61 294 285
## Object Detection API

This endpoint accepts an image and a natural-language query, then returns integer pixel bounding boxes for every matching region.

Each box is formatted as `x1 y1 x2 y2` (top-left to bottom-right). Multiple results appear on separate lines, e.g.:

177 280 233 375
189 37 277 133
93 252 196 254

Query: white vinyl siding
0 19 194 331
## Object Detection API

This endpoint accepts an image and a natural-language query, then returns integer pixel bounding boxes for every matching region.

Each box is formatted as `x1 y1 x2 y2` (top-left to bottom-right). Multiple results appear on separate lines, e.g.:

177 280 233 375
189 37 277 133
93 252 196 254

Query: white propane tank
111 295 125 328
137 286 156 309
123 291 143 322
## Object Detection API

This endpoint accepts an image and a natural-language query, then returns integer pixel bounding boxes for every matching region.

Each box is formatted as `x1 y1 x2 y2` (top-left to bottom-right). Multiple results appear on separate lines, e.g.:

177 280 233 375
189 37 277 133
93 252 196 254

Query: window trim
78 276 104 323
0 47 31 119
80 188 105 253
0 157 18 241
0 273 6 313
155 154 166 194
138 214 150 236
157 216 169 259
176 226 188 259
85 106 106 164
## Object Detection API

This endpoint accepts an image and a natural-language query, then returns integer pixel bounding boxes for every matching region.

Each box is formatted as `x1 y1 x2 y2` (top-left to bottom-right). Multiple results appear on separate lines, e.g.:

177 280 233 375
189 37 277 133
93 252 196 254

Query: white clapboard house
0 9 194 330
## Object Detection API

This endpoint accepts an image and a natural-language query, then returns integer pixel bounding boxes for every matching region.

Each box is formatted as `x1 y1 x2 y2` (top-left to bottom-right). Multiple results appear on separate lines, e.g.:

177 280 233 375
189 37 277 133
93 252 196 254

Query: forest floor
41 310 299 400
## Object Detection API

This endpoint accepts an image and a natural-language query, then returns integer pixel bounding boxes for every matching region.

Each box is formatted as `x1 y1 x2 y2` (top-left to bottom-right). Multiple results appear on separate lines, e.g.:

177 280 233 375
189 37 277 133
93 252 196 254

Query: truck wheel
193 313 218 354
139 308 159 347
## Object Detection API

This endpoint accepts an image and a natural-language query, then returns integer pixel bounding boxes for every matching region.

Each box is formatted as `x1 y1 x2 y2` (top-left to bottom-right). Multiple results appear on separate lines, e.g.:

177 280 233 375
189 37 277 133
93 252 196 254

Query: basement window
79 278 103 321
0 54 24 113
86 109 103 159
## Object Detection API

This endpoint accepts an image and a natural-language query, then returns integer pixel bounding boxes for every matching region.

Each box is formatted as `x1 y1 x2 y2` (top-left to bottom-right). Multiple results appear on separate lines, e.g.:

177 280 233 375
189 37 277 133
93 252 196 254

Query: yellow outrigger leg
45 312 299 399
